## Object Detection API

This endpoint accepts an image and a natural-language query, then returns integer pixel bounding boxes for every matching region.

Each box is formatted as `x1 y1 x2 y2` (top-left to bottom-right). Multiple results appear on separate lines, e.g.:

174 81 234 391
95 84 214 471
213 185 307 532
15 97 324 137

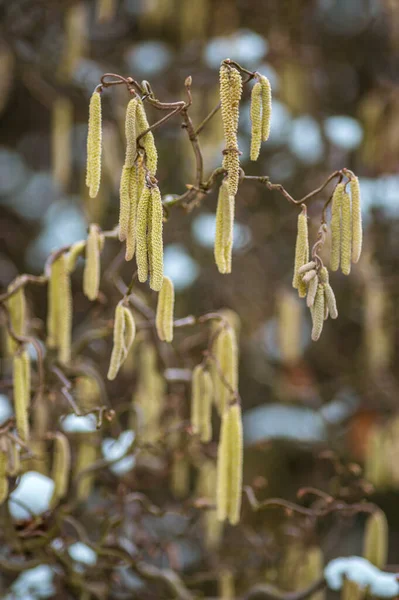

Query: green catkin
196 460 223 550
107 302 136 380
191 365 213 443
216 403 243 524
219 64 242 197
13 350 30 442
50 432 71 506
351 176 362 263
311 285 325 341
86 91 102 198
213 326 238 416
155 276 174 342
136 100 158 176
363 509 388 569
47 254 72 364
319 266 338 319
260 74 272 141
76 436 97 502
250 81 262 160
6 282 26 354
148 185 164 291
136 187 151 283
214 179 235 274
341 191 352 275
66 240 86 273
218 569 235 599
330 183 344 272
0 439 8 504
83 224 102 301
292 205 309 297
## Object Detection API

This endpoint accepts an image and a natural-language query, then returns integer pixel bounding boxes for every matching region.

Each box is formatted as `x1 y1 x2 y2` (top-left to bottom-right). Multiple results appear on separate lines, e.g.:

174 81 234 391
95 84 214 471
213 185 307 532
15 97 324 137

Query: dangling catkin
124 97 138 168
83 224 102 301
0 439 8 504
107 301 136 380
216 403 243 524
213 326 238 415
75 434 97 502
148 185 164 292
13 350 30 442
341 190 352 275
136 100 158 176
318 266 338 319
351 176 362 263
125 165 139 261
136 187 151 284
119 165 132 242
292 205 309 297
66 240 86 273
214 179 235 274
218 569 235 600
155 276 174 342
260 74 272 142
219 63 242 197
311 285 325 341
47 254 72 364
6 282 26 354
52 96 73 189
363 509 388 569
86 90 102 199
330 182 344 271
50 432 71 506
277 289 302 364
250 81 262 161
191 364 213 443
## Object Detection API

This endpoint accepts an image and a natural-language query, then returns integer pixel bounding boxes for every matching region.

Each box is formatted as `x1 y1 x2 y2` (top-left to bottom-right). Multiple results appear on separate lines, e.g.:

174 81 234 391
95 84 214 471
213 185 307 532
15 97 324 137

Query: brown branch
243 578 326 600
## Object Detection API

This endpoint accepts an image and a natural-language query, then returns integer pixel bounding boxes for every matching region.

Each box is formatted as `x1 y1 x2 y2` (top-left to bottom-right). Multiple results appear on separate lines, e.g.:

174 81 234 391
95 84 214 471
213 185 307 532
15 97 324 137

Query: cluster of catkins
215 63 271 274
86 88 163 291
190 313 243 525
292 174 362 341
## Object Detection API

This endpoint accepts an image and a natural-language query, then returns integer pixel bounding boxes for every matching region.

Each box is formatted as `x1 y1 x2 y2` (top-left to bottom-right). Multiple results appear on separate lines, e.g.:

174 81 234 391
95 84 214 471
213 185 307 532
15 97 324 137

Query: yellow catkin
218 569 235 599
213 326 238 416
341 191 352 275
191 365 213 443
58 3 87 81
155 276 174 342
214 180 235 274
125 165 139 261
52 96 73 189
319 267 338 319
50 432 71 506
277 289 302 364
107 302 136 380
260 75 272 142
83 224 102 301
148 185 164 291
136 187 151 283
96 0 116 22
6 282 26 354
219 64 242 197
363 509 388 569
196 460 222 549
86 91 102 198
250 81 262 160
351 176 362 263
292 205 309 297
311 285 325 341
216 403 243 524
0 440 8 504
136 100 158 176
75 436 97 502
66 240 86 273
119 165 132 242
124 97 138 168
13 350 30 442
47 254 72 364
330 182 345 272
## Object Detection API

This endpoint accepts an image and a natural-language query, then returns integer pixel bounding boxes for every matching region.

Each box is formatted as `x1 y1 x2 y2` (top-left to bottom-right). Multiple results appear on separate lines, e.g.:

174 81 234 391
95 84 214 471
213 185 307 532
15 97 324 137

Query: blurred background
1 0 399 598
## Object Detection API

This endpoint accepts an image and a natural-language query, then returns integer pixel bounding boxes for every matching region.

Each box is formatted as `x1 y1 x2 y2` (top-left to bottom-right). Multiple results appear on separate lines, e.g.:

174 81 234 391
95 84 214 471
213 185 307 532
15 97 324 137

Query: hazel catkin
219 63 242 197
191 364 213 443
214 179 234 274
155 276 174 342
136 100 158 176
47 254 72 364
341 190 352 276
216 403 243 524
148 185 164 292
330 182 344 272
250 81 262 161
50 432 71 506
86 90 102 199
107 301 136 380
292 204 309 298
260 74 272 142
351 175 362 264
213 326 238 416
311 284 325 341
13 350 31 442
83 224 102 301
363 509 388 570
